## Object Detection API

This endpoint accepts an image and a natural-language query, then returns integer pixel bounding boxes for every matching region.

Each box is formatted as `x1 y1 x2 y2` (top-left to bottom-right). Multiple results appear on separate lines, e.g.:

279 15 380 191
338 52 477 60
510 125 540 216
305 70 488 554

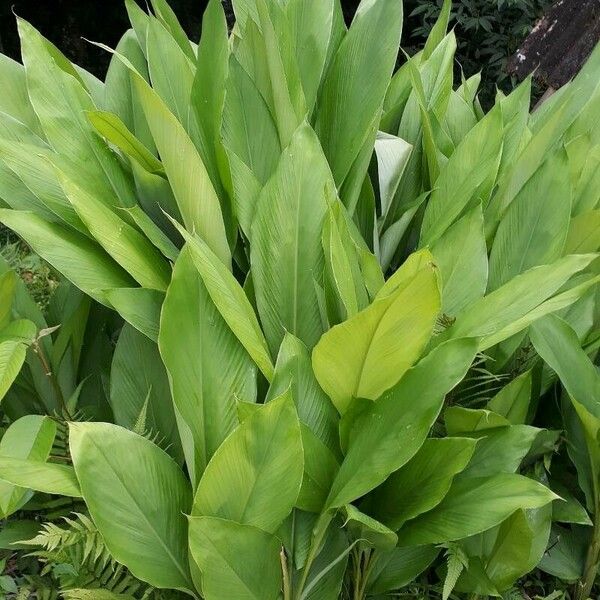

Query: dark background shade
0 0 363 77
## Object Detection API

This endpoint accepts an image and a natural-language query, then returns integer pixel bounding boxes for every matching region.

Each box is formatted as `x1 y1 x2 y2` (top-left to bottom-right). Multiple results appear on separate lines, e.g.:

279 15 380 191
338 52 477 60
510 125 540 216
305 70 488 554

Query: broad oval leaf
69 422 193 592
0 415 56 517
110 324 182 461
398 474 558 546
159 247 257 484
430 205 488 317
104 287 163 342
0 457 81 498
171 226 274 381
437 253 598 346
367 545 439 595
0 209 135 305
312 249 440 414
364 437 477 530
251 123 331 354
315 0 403 186
420 105 503 245
188 516 281 600
266 333 340 456
132 74 231 266
192 391 303 533
326 337 478 509
488 151 572 290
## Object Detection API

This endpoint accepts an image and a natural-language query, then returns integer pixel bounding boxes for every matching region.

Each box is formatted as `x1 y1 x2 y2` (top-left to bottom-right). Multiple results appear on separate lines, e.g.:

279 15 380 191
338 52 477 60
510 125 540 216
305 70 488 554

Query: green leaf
0 321 36 403
422 0 452 59
255 0 306 147
326 337 478 509
445 408 510 434
297 424 339 513
69 422 193 592
398 474 558 546
479 272 600 351
565 209 600 253
146 16 195 132
374 132 413 221
364 437 477 530
538 525 586 582
149 0 195 61
455 425 540 478
0 209 135 305
86 110 165 176
266 333 340 456
367 545 439 594
192 0 230 199
110 324 181 460
492 507 552 589
551 482 592 525
251 123 330 354
0 138 86 233
17 19 137 211
222 57 281 237
342 504 397 551
104 287 163 342
487 371 532 425
420 105 503 245
431 205 488 317
437 254 598 346
104 29 151 141
159 247 257 484
171 226 274 381
530 315 600 420
0 520 41 549
285 0 336 113
0 457 81 498
55 169 171 291
132 74 231 266
0 55 41 134
0 415 56 517
321 200 379 324
192 391 303 533
315 0 403 186
188 516 281 600
312 249 440 414
488 152 572 290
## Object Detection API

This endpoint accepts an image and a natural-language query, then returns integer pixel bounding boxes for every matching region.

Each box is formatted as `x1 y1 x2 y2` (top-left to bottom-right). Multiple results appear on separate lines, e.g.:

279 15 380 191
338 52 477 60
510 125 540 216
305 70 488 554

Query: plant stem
33 338 72 420
576 514 600 600
356 550 377 600
281 547 292 600
352 548 362 600
294 512 333 600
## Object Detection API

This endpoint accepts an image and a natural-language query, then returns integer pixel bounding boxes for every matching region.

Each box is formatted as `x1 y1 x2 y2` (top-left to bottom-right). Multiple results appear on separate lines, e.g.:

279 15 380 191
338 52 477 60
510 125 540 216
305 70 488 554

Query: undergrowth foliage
0 0 598 599
404 0 553 104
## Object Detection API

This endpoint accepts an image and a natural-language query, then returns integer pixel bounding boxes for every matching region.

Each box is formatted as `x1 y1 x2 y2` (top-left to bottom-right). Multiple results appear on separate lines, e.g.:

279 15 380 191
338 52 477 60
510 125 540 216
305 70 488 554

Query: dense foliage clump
0 0 598 599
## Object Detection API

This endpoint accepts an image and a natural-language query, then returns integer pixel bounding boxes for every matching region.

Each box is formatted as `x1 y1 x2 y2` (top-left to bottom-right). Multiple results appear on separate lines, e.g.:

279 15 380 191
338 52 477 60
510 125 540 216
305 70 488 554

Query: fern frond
62 589 135 600
441 543 469 600
21 514 145 597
